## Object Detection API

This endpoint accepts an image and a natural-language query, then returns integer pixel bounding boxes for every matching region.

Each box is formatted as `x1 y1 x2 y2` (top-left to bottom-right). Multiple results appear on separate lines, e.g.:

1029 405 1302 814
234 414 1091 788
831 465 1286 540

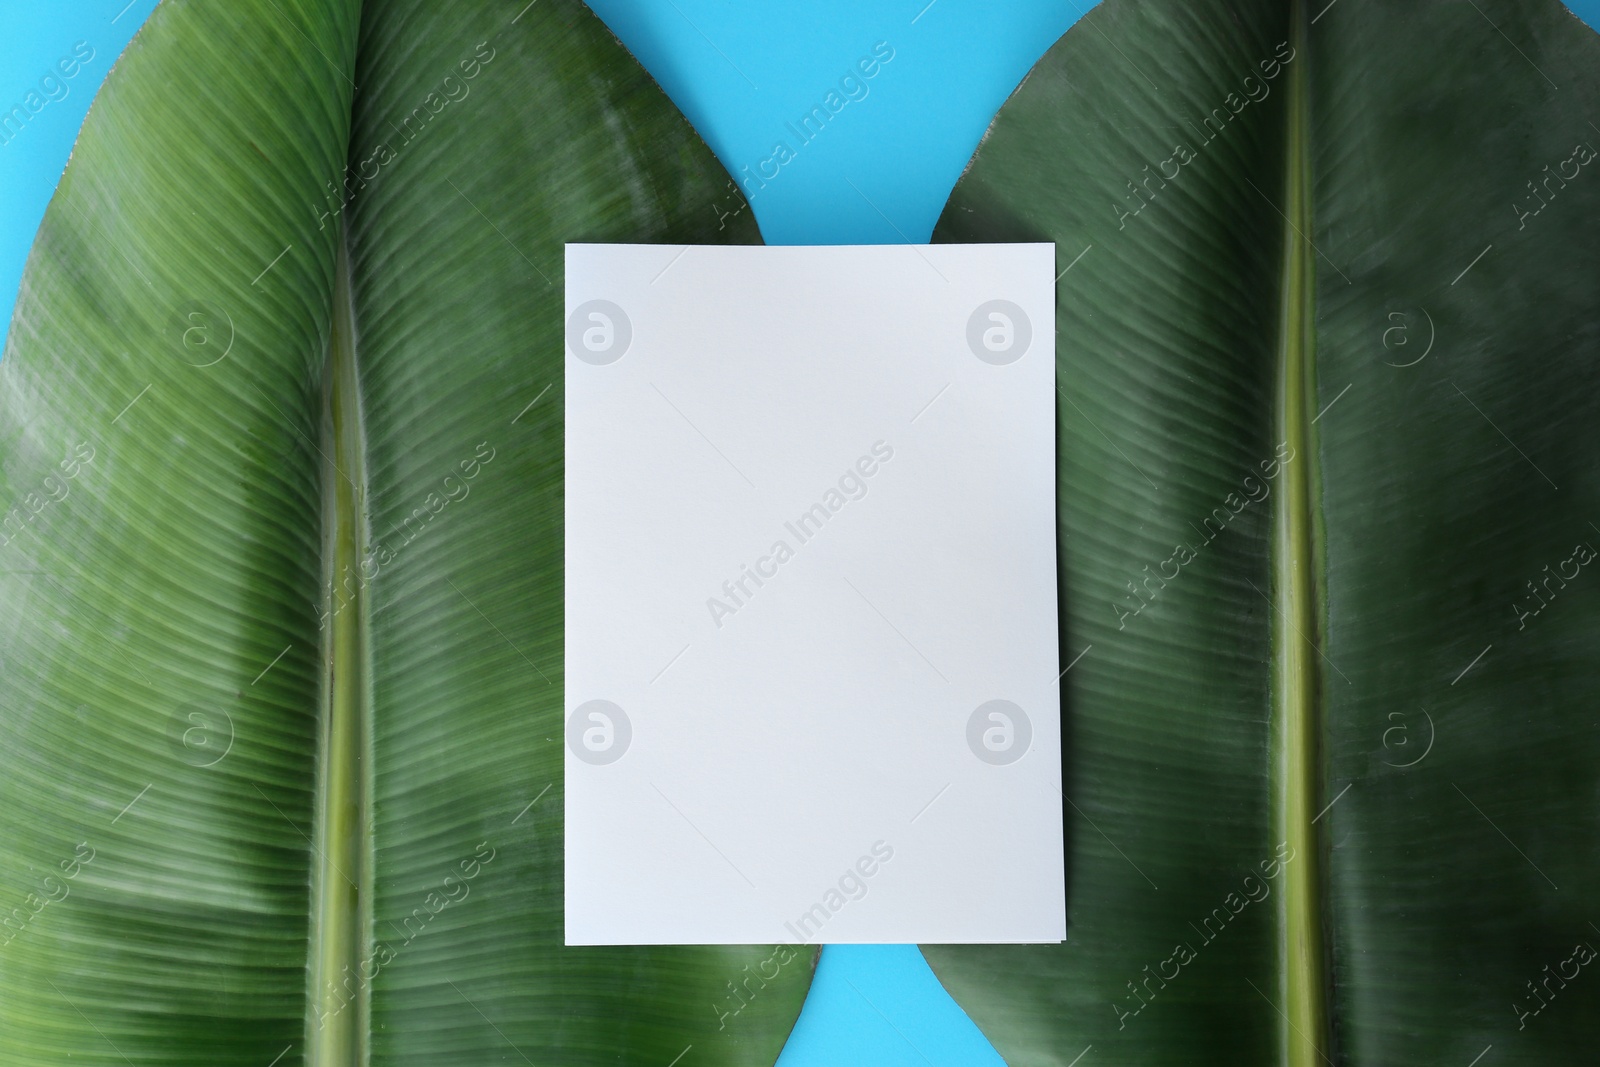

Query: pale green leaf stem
309 232 374 1067
1272 4 1329 1064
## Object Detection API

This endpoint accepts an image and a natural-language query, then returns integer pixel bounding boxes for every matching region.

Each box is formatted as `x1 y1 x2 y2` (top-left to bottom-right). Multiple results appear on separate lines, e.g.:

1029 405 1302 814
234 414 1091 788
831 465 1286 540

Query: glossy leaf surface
0 1 811 1064
926 0 1600 1064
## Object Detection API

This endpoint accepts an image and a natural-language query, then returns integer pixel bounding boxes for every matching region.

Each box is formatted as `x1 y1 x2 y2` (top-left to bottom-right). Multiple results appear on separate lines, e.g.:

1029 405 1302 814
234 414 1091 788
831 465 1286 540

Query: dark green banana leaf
926 0 1600 1064
0 1 812 1064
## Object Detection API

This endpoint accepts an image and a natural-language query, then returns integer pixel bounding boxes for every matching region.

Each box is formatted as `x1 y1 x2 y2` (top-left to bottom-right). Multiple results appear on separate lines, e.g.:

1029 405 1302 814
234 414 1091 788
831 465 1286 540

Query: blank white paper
564 242 1063 945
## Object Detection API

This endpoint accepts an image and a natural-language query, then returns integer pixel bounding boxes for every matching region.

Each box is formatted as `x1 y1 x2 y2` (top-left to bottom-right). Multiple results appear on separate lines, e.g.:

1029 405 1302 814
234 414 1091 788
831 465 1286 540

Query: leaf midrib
1274 2 1329 1063
309 230 375 1067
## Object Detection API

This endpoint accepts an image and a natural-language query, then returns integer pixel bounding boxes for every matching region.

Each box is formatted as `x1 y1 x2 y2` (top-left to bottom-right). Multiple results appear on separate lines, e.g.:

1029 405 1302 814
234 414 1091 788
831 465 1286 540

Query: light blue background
4 1 1597 1064
0 0 161 326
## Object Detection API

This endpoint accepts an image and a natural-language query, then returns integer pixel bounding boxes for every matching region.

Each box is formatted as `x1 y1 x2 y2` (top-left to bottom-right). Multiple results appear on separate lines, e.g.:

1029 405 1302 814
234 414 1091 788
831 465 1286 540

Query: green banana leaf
926 0 1600 1064
0 1 812 1064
